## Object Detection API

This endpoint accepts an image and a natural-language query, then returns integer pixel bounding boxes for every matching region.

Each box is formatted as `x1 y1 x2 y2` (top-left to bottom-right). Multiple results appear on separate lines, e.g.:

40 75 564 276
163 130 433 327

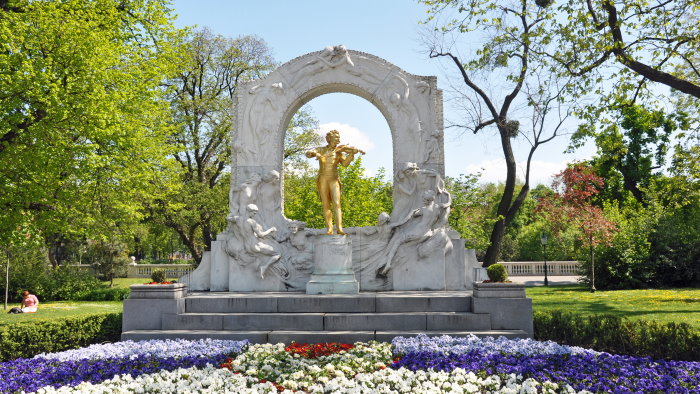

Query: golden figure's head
326 129 341 145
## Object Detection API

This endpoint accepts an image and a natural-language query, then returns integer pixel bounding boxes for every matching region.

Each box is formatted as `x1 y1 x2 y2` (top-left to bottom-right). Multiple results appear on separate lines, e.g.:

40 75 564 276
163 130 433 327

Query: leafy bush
75 287 130 301
486 263 508 282
534 310 700 361
0 313 122 361
150 269 166 283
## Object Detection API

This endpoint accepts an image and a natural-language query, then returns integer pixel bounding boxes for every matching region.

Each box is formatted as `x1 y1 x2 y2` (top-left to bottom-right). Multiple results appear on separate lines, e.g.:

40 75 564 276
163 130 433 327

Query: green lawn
3 285 698 331
527 285 700 330
0 301 123 326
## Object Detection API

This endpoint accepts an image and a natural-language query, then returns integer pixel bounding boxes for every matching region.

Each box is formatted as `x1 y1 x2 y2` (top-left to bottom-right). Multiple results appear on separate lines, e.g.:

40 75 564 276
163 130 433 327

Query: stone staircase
121 289 531 343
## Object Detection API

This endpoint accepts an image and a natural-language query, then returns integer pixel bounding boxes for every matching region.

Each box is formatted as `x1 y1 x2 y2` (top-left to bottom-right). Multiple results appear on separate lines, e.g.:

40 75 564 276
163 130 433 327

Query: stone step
121 329 530 343
184 292 472 313
162 312 490 331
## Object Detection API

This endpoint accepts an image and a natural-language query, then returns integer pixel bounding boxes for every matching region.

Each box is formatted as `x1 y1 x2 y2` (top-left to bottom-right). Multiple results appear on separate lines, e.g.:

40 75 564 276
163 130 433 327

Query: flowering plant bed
2 335 698 392
144 281 173 285
481 280 513 283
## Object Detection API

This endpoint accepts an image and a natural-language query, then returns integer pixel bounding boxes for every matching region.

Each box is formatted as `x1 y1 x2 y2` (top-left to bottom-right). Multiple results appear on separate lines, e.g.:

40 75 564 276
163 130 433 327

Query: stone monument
123 46 533 343
185 45 478 292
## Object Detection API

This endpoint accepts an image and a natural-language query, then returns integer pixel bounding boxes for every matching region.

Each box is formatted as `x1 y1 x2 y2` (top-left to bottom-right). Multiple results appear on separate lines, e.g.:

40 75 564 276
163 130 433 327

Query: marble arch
231 46 445 214
186 46 477 293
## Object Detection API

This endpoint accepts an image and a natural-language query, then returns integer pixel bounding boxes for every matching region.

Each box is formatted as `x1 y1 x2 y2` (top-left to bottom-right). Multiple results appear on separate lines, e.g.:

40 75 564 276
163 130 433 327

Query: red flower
285 342 354 358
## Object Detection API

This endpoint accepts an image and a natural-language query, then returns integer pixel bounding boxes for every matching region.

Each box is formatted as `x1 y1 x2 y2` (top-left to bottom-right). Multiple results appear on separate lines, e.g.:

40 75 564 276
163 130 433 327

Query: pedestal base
306 273 359 294
306 235 359 294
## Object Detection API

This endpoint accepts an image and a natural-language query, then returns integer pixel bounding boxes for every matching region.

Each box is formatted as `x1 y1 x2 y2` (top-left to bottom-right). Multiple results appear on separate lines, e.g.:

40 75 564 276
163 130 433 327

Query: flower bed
2 335 697 393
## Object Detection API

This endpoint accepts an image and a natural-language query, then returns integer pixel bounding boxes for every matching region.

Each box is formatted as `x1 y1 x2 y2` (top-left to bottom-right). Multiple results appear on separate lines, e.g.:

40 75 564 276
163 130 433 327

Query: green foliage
534 310 700 361
571 104 688 203
548 0 700 115
486 263 508 282
74 287 130 301
88 239 131 286
150 269 167 283
446 174 492 251
284 158 393 228
0 0 184 246
0 313 122 361
148 29 320 265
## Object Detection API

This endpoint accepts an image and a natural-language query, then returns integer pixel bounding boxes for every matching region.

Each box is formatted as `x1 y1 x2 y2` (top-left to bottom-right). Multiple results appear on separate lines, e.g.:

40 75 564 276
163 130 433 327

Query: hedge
534 310 700 361
0 313 122 361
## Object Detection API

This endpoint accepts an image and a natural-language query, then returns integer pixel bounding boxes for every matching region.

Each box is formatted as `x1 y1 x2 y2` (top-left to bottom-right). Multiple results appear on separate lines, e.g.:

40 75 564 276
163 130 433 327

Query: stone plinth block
129 283 187 299
307 235 359 294
122 283 187 332
473 282 526 298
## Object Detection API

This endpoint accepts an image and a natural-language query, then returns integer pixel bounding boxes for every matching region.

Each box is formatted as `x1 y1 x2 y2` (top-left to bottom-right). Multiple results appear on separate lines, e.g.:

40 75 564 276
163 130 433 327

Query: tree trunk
483 128 518 266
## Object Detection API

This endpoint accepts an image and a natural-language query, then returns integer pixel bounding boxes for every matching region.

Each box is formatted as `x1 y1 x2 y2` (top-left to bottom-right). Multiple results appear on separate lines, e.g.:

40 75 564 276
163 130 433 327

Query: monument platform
122 287 533 343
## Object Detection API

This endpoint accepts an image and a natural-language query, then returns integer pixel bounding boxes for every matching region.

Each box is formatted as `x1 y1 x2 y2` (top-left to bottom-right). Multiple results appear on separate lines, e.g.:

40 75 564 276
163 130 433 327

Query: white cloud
318 122 376 152
464 158 571 186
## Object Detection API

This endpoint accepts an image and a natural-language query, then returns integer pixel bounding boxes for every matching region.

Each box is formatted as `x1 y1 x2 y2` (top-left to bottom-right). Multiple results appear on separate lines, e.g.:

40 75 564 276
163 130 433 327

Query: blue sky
171 0 592 185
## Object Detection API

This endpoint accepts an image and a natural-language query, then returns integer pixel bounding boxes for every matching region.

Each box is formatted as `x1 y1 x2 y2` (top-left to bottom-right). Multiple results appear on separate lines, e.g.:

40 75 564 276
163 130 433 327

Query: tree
446 174 493 251
421 0 572 265
549 1 700 103
0 0 183 264
150 29 321 264
538 163 616 291
148 29 274 265
571 104 689 204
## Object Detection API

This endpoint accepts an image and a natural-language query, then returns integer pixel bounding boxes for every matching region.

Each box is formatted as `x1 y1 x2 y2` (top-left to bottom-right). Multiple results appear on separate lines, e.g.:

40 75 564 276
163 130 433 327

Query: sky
171 0 593 185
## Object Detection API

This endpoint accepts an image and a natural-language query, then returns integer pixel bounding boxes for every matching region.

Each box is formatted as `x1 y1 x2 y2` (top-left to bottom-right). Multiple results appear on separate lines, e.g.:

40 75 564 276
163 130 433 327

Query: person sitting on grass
20 290 38 313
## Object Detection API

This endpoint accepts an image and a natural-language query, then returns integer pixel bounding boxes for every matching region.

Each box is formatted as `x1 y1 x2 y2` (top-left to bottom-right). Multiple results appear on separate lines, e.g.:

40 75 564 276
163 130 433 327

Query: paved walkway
508 276 580 286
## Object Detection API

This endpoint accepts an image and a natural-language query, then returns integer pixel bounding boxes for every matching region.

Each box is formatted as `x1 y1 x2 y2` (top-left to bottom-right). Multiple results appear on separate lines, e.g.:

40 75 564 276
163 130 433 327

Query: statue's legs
330 180 345 235
318 178 334 234
257 243 280 279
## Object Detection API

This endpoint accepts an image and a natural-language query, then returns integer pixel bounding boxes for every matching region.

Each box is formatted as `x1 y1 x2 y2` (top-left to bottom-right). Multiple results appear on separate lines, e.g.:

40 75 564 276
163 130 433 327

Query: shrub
0 313 122 361
534 310 700 361
486 263 508 282
75 287 130 301
150 269 166 283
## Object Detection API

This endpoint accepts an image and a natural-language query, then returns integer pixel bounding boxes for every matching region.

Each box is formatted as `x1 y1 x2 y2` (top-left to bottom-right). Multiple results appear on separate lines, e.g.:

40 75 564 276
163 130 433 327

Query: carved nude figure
381 189 451 275
290 45 354 88
239 204 281 279
230 173 262 217
305 129 364 235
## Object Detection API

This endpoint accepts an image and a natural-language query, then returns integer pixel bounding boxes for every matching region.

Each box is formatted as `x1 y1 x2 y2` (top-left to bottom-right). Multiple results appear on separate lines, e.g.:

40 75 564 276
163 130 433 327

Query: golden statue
306 129 365 235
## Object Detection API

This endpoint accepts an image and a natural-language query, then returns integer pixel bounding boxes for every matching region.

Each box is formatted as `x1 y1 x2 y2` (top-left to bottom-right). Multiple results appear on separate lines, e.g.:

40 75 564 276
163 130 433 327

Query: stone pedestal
123 283 186 332
306 235 359 294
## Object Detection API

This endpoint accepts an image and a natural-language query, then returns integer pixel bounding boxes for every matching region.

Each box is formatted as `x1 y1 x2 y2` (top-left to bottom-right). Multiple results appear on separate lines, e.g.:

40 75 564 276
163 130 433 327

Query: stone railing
70 264 194 279
499 261 580 276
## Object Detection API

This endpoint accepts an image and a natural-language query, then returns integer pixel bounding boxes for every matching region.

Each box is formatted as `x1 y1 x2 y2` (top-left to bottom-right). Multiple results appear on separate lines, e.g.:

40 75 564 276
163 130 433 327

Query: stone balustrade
499 261 580 276
70 264 193 278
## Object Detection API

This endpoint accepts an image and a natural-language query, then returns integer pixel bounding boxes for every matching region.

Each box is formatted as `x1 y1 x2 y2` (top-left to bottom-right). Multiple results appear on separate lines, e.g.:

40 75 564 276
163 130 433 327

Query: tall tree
151 29 321 264
421 0 571 265
149 29 274 264
571 104 689 204
549 1 700 109
0 0 183 264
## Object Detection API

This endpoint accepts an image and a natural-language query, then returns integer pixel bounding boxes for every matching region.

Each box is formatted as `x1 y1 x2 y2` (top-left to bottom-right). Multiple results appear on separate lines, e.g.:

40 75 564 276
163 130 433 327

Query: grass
527 285 700 330
0 301 122 326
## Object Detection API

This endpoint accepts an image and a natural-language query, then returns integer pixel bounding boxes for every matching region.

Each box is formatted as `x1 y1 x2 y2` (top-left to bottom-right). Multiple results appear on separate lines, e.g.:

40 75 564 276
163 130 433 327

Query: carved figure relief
230 173 262 217
381 189 452 275
422 128 440 163
226 204 287 280
244 82 285 163
290 45 355 88
392 162 445 222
